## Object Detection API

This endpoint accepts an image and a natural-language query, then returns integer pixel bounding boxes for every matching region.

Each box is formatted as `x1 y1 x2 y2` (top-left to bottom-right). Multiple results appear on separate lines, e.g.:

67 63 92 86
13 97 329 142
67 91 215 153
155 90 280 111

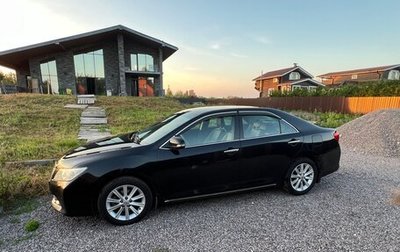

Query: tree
0 71 17 84
166 86 173 97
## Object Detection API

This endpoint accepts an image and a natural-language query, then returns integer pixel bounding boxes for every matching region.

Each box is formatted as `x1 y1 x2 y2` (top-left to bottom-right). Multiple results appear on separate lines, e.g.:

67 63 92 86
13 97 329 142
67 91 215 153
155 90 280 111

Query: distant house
252 64 324 97
317 64 400 86
0 25 178 96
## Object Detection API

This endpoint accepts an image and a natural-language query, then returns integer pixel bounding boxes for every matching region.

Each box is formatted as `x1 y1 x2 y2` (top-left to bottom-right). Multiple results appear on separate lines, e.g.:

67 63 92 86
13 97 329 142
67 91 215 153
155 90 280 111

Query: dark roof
0 25 178 69
252 65 313 81
317 64 400 78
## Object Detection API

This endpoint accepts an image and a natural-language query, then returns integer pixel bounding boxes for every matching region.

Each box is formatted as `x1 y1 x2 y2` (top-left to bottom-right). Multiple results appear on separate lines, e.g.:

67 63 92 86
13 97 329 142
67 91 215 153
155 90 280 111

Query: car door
238 112 303 186
155 112 241 200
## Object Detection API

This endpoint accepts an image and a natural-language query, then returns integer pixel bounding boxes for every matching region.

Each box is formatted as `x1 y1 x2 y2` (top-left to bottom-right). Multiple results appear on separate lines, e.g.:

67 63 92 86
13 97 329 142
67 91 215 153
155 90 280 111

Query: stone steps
78 105 111 142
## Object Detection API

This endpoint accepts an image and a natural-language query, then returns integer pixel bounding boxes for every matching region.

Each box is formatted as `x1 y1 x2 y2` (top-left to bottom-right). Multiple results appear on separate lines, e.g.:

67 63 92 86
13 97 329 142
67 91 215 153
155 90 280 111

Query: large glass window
130 53 155 72
74 50 105 78
73 49 105 95
40 60 59 94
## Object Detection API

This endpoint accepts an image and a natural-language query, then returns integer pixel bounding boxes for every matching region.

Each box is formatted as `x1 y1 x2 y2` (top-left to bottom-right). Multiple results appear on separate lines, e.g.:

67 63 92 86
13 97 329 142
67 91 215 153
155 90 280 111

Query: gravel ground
338 109 400 158
0 147 399 252
1 109 400 251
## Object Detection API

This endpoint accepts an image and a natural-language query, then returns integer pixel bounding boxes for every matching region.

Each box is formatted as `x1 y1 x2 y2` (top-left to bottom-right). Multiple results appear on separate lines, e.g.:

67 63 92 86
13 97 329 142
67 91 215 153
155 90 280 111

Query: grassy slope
96 96 188 134
0 94 81 165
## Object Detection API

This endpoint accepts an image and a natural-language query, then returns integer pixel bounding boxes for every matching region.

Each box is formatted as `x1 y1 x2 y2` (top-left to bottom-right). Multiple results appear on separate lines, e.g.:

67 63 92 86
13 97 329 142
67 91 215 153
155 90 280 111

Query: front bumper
49 176 96 216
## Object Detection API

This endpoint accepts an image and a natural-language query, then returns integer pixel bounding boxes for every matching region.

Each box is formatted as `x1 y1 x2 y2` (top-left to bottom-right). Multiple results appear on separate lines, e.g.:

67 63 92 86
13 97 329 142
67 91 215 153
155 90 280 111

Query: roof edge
317 64 400 78
0 25 178 56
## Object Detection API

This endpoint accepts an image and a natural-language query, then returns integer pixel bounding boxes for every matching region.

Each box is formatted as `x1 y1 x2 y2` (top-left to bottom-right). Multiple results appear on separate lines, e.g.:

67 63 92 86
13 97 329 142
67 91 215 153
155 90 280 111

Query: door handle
224 148 240 153
288 139 301 145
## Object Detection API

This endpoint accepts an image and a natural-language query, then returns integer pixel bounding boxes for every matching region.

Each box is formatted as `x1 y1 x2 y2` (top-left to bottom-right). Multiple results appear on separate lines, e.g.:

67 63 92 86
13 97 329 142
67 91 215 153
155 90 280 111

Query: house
317 64 400 86
0 25 178 96
252 64 324 97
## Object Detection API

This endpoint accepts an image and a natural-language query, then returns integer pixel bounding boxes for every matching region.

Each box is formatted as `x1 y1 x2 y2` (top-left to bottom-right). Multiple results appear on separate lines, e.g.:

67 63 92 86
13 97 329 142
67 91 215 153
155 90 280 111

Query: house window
131 54 155 72
292 85 308 91
308 86 317 91
273 78 278 83
351 74 358 80
40 60 59 94
73 49 105 95
388 70 400 80
289 72 300 80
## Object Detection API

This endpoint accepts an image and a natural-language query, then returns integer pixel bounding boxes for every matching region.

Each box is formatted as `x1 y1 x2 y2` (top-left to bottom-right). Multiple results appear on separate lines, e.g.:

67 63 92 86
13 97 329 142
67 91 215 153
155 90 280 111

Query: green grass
96 96 188 134
0 165 50 211
290 110 360 128
24 219 40 232
0 94 81 165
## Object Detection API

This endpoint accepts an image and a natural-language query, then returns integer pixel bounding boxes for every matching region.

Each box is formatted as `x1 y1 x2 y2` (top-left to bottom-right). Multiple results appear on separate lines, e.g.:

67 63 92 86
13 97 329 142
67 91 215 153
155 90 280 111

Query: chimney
293 63 298 67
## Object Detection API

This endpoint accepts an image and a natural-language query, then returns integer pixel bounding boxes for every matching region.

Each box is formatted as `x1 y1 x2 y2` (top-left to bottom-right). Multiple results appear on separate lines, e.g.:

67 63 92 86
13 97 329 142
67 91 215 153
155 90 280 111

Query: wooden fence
208 96 400 114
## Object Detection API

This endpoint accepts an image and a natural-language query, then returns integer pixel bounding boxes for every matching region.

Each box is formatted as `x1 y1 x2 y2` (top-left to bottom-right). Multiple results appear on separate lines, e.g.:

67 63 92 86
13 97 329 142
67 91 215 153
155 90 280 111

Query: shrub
270 80 400 97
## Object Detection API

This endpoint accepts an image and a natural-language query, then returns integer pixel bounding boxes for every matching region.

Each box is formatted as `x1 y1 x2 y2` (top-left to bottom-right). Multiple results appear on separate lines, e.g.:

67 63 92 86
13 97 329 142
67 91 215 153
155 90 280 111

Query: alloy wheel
105 184 146 221
290 163 315 192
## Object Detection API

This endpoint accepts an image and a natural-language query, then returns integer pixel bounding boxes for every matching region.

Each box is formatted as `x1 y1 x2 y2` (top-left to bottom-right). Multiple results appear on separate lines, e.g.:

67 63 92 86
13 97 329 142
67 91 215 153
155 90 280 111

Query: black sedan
49 106 340 225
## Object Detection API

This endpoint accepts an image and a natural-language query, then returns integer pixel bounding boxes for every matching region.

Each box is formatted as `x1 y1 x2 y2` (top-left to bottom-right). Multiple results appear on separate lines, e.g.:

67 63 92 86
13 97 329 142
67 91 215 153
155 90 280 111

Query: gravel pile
338 109 400 157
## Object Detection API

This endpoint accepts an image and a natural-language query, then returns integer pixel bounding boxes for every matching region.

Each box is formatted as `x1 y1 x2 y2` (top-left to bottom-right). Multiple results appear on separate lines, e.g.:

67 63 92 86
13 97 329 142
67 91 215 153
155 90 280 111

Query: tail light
333 131 340 141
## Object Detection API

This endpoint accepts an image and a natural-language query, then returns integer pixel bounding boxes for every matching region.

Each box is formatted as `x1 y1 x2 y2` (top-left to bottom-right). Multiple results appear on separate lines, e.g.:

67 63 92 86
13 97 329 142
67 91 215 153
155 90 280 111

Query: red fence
209 96 400 114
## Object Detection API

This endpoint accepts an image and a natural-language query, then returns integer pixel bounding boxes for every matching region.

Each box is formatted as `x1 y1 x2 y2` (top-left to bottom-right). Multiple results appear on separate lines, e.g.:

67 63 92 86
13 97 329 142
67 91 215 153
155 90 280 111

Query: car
49 106 341 225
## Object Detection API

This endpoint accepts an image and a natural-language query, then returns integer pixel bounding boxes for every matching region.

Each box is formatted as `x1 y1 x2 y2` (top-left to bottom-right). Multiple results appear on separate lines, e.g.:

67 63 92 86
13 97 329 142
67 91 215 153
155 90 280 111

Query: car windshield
134 111 193 145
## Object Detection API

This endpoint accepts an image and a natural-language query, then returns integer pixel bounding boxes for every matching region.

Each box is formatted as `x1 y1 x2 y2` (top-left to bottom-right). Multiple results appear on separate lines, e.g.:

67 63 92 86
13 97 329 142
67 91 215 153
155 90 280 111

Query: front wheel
284 158 317 195
98 177 153 225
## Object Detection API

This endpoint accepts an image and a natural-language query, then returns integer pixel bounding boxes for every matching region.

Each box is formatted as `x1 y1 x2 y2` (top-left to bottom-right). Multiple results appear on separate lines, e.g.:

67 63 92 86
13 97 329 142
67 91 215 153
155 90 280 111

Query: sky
0 0 399 97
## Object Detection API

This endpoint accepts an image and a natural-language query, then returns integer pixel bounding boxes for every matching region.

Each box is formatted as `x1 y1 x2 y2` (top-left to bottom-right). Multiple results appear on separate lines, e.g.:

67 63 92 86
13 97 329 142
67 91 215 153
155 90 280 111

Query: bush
270 80 400 97
290 110 360 128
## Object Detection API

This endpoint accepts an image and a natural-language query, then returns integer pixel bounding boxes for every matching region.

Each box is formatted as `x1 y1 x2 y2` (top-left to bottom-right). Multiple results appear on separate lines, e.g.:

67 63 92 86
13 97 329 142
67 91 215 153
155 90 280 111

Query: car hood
64 133 140 159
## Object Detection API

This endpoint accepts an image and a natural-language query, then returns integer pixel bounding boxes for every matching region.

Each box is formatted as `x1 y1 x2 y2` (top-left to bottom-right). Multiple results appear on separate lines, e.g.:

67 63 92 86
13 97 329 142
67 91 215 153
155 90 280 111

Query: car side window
280 120 298 134
180 115 236 147
242 115 296 139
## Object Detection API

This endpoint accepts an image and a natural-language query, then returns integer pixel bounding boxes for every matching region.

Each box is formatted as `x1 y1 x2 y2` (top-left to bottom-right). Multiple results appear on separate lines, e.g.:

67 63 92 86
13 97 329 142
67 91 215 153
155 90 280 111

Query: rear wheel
285 158 317 195
98 177 153 225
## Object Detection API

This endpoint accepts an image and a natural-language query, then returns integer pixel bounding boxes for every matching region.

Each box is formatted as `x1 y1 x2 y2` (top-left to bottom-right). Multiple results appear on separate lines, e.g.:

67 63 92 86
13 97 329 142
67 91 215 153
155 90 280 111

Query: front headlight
52 167 87 182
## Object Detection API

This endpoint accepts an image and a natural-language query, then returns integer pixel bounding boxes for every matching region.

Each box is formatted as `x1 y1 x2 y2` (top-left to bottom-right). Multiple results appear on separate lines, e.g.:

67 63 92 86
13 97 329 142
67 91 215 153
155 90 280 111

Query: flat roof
0 25 178 69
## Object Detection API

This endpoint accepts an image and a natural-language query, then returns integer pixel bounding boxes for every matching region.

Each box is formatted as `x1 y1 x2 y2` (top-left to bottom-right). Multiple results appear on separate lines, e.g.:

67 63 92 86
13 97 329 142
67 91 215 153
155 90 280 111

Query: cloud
210 43 221 50
254 36 271 45
230 53 248 58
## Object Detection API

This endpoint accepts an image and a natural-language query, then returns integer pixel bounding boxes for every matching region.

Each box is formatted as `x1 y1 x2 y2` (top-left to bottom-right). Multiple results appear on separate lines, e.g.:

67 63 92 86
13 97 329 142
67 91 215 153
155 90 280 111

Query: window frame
388 70 400 80
289 72 301 80
159 112 239 150
238 111 299 141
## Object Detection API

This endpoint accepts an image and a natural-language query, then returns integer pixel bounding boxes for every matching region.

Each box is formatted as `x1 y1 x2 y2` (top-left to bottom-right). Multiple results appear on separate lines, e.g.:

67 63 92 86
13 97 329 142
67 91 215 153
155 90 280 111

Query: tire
284 158 317 195
98 177 153 225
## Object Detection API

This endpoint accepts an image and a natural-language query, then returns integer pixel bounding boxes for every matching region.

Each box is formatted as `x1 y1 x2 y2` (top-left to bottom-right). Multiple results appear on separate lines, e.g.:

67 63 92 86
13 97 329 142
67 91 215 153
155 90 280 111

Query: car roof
179 106 322 132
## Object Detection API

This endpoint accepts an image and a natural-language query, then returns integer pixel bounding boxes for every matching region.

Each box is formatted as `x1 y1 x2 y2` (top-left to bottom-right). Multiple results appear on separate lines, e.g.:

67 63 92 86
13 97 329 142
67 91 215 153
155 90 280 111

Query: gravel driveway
1 147 399 252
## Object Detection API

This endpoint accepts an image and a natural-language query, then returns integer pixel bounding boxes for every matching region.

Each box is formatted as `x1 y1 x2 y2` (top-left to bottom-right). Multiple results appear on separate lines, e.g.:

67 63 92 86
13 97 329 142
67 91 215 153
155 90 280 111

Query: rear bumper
318 145 341 179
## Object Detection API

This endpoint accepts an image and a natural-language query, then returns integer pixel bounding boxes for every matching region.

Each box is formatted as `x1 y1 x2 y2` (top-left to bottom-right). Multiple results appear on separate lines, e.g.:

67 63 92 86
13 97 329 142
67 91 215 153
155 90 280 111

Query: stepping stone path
78 106 111 141
64 98 112 142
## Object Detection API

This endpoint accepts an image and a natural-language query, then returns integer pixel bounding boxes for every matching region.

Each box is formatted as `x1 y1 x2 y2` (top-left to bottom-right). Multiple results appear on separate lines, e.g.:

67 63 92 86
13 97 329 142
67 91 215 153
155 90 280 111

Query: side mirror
169 136 185 150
